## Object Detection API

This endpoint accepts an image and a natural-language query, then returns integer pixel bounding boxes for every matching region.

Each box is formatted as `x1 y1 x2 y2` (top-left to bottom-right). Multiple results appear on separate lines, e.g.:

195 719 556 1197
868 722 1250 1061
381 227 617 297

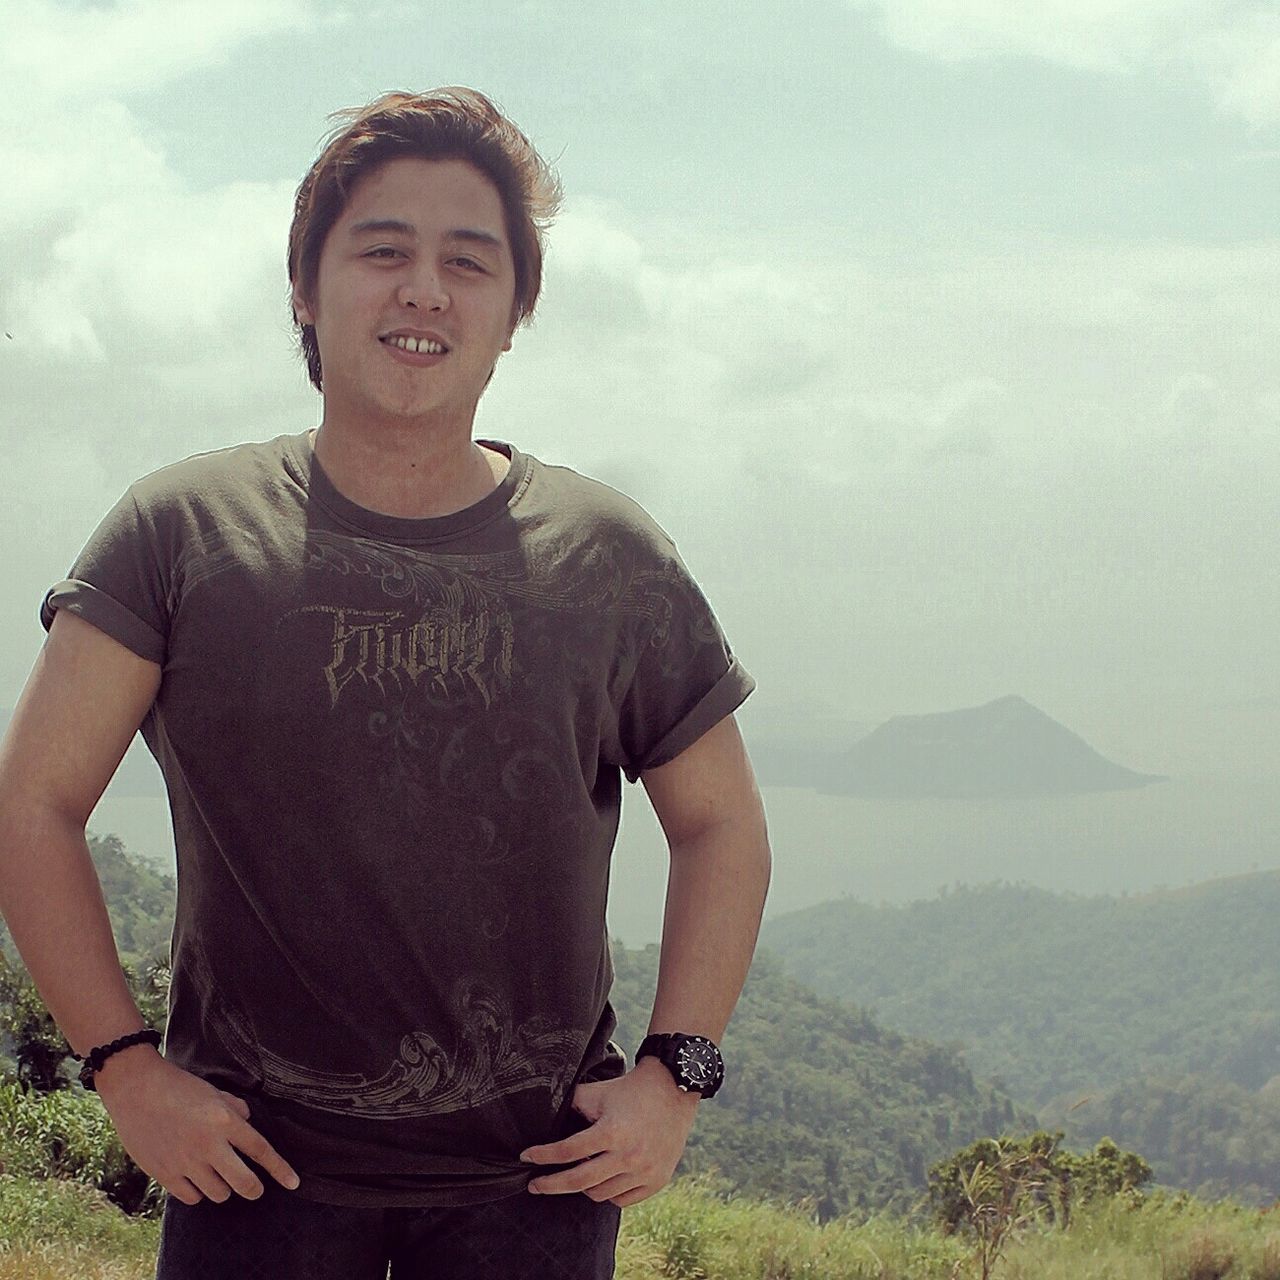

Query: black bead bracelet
70 1028 162 1091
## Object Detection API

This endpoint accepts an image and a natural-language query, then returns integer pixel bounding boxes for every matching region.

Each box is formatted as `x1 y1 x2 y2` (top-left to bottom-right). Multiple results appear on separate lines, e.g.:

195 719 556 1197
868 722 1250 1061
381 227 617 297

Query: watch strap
637 1032 725 1099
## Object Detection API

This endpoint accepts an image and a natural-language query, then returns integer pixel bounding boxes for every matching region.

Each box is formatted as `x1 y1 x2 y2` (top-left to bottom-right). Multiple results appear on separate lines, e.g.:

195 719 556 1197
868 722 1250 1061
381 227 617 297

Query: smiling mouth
380 335 448 355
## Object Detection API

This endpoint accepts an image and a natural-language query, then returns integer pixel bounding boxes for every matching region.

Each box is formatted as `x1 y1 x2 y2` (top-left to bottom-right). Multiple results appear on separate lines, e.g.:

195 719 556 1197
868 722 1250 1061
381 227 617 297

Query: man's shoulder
523 453 679 555
127 432 302 515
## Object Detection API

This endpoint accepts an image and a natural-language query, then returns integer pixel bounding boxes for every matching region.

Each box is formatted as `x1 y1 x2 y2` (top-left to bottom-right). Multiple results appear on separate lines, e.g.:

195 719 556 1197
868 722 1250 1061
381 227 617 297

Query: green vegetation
5 826 1278 1276
0 1175 162 1279
0 832 174 969
761 877 1280 1104
928 1131 1152 1234
611 942 1031 1217
0 1080 160 1216
761 876 1280 1203
0 949 168 1094
1068 1074 1280 1207
1 830 1032 1219
6 1170 1280 1280
927 1131 1152 1279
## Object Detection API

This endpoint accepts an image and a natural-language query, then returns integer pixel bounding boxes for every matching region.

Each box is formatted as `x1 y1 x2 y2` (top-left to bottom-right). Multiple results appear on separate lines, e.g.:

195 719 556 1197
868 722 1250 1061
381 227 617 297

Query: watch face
676 1040 719 1087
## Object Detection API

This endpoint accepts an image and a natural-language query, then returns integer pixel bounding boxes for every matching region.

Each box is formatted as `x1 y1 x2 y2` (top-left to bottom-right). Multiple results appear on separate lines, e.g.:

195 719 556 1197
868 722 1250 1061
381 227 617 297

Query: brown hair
287 87 562 391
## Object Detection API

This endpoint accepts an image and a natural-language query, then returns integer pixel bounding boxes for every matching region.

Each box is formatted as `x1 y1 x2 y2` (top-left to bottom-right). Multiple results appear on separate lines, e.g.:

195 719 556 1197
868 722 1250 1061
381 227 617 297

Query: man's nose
397 267 448 312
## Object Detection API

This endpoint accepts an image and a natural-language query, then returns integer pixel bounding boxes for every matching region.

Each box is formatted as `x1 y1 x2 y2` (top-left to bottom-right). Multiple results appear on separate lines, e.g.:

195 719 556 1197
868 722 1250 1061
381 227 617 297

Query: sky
2 0 1277 762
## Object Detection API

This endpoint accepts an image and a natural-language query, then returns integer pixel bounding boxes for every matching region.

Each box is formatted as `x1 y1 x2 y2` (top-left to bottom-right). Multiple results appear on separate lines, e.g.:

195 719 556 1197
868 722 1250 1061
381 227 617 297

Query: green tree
0 950 170 1094
928 1130 1152 1250
0 948 72 1092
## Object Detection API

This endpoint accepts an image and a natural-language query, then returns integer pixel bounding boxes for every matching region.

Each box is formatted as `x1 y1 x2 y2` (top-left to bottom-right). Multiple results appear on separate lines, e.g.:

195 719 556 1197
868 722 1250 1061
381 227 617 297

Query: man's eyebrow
346 220 505 252
348 219 417 237
445 227 506 251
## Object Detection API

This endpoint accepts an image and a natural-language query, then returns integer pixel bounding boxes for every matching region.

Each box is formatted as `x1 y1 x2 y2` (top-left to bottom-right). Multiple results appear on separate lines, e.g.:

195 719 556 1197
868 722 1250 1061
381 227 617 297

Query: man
0 88 770 1279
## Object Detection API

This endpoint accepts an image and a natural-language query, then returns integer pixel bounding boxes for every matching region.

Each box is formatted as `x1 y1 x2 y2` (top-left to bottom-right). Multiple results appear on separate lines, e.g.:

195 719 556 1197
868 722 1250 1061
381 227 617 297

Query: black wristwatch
636 1032 724 1099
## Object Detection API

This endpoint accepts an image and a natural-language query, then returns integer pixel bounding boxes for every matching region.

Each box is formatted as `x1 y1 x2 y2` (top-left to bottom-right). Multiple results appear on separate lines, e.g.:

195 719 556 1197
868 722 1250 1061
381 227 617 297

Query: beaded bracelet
69 1028 162 1092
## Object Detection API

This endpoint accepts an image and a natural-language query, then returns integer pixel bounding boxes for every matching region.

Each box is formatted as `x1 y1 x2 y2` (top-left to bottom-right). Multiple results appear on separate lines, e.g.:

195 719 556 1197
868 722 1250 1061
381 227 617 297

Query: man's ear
292 282 316 327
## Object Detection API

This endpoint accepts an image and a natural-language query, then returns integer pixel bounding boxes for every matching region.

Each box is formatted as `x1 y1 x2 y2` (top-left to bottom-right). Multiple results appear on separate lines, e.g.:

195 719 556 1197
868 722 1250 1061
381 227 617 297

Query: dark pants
155 1180 622 1279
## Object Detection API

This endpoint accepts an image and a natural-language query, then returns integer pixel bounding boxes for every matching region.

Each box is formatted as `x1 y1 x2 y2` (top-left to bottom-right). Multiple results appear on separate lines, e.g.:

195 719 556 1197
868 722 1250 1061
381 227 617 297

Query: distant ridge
760 871 1280 1203
822 694 1166 798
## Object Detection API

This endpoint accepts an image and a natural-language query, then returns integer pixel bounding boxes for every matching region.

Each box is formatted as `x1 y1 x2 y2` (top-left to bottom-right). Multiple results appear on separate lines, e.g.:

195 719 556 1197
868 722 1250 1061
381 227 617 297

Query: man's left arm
519 713 771 1207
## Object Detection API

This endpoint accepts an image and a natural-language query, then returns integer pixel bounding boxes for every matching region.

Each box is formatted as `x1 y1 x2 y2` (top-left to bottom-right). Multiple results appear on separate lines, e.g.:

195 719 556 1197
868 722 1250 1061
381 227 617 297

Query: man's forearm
645 810 771 1042
0 802 150 1058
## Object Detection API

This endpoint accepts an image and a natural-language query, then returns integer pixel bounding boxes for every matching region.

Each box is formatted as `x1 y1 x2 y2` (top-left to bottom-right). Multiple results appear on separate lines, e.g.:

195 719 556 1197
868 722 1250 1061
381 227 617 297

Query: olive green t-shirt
41 430 754 1207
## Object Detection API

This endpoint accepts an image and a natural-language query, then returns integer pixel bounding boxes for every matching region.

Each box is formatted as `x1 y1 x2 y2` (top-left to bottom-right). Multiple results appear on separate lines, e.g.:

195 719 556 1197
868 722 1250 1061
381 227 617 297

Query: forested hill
0 829 1030 1219
1064 1074 1280 1206
759 875 1280 1203
609 943 1028 1218
0 833 173 966
759 875 1280 1106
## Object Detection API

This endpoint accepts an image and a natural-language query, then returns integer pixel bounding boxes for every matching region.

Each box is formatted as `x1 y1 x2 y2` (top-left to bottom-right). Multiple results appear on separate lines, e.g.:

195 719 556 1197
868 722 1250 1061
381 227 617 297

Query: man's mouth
380 334 449 355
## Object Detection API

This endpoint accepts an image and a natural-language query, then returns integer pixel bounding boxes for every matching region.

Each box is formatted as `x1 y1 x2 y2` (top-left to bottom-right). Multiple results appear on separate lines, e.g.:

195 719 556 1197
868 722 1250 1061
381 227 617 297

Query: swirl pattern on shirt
190 937 582 1117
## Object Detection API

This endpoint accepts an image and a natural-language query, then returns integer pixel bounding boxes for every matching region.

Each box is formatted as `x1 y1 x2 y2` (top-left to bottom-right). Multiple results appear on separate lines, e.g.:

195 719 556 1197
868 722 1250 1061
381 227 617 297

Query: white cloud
0 3 319 463
2 0 1275 723
1181 9 1280 129
849 0 1280 126
853 0 1217 72
0 1 317 535
2 0 315 99
494 200 1280 525
0 100 305 443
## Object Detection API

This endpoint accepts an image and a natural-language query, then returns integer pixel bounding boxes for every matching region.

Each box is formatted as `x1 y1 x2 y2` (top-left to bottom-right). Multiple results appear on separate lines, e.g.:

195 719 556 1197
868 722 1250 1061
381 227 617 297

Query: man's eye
452 257 484 271
364 247 402 259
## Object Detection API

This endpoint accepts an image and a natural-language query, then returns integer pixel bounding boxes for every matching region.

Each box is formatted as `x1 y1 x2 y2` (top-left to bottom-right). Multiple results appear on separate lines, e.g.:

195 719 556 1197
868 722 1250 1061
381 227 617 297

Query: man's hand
95 1048 301 1205
519 1056 702 1208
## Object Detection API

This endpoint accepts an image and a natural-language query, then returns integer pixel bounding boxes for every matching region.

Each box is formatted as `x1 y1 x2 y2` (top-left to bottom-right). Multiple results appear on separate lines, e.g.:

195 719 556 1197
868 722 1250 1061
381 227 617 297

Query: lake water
93 770 1280 951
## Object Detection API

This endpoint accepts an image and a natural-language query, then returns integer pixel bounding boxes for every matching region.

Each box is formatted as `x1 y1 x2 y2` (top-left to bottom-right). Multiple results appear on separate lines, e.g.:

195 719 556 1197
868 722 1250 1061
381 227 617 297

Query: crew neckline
280 430 531 545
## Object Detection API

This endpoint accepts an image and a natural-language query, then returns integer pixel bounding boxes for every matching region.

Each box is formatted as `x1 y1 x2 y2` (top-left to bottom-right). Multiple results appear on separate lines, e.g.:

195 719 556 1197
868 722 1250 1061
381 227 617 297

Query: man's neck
309 416 510 520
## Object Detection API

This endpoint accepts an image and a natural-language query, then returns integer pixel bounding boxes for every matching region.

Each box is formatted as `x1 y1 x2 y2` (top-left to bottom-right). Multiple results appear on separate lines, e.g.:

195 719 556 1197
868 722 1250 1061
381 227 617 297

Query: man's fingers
168 1176 204 1207
212 1152 265 1201
586 1174 644 1203
521 1125 608 1166
220 1091 251 1120
530 1154 625 1195
191 1166 237 1203
233 1120 302 1190
611 1186 651 1208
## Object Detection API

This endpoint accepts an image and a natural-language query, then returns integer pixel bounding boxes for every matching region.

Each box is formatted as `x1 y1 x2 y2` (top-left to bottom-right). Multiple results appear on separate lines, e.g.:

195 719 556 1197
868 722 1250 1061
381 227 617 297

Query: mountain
1060 1074 1280 1206
610 943 1032 1218
735 701 872 789
821 694 1165 797
760 874 1280 1203
0 822 1032 1220
760 875 1280 1107
0 833 174 967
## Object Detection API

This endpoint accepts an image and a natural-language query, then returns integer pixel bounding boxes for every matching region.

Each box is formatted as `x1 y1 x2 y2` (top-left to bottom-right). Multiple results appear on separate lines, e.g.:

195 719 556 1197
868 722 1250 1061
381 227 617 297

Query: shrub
0 1082 161 1217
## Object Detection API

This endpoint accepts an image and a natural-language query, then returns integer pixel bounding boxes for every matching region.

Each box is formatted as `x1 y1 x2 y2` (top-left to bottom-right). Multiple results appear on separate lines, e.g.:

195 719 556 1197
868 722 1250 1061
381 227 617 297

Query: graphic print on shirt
183 525 718 1118
189 933 584 1117
289 535 520 711
285 526 709 701
292 598 513 710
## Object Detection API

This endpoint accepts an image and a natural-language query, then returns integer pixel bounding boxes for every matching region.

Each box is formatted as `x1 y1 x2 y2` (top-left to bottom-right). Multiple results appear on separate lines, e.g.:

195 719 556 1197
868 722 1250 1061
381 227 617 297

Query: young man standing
0 89 770 1279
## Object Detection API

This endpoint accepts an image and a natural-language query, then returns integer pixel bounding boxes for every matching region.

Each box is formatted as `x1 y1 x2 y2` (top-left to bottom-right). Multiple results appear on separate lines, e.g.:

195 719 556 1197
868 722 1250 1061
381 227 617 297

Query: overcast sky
2 0 1276 755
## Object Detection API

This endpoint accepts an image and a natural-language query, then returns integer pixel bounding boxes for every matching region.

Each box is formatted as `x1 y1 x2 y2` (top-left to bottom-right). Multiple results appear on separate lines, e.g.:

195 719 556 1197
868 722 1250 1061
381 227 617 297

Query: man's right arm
0 609 299 1204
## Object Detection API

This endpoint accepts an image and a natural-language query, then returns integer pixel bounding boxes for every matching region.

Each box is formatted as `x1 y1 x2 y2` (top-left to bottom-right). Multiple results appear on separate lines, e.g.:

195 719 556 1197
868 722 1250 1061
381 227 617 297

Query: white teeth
388 336 444 354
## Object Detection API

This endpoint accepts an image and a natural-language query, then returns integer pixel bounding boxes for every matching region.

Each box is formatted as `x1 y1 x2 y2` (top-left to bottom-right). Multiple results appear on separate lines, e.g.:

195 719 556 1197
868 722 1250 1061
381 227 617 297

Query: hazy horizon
3 1 1277 736
3 3 1276 947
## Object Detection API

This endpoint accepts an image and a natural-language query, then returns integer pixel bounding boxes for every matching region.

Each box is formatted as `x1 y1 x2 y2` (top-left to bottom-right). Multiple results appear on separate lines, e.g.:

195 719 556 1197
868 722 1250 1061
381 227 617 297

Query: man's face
293 156 517 428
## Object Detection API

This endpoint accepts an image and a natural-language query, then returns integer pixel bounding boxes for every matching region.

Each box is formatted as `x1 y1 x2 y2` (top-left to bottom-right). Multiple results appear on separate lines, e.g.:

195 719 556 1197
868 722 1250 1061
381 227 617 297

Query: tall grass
619 1174 967 1278
0 1175 160 1280
4 1171 1280 1280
